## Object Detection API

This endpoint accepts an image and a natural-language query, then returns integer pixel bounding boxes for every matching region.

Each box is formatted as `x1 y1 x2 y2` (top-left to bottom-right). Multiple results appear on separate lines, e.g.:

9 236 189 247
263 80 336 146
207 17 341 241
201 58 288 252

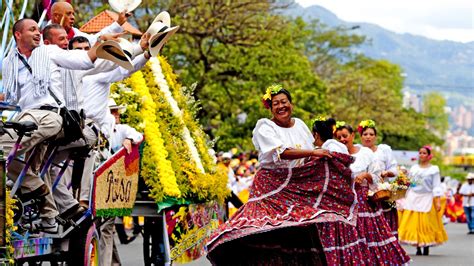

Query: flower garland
357 119 376 134
262 84 284 109
4 191 16 264
112 58 228 204
158 57 216 174
149 57 205 173
126 71 181 199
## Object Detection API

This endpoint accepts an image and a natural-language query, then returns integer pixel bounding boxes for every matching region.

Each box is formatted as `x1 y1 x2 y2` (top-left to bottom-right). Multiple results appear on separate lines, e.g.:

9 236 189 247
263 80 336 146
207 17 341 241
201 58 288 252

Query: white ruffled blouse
403 164 443 212
252 118 314 169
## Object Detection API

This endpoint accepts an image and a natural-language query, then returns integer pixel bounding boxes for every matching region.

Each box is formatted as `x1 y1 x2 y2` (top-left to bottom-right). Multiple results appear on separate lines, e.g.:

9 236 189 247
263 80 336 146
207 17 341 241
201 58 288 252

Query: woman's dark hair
335 124 354 134
268 89 292 109
313 118 336 141
361 126 377 135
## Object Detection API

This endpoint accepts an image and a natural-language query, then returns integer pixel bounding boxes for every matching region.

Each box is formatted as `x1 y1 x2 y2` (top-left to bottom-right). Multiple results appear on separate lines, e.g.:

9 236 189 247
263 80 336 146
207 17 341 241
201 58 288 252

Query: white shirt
109 123 143 152
350 146 382 191
459 183 474 207
81 55 147 135
403 164 442 212
322 139 348 154
252 118 314 169
18 45 94 110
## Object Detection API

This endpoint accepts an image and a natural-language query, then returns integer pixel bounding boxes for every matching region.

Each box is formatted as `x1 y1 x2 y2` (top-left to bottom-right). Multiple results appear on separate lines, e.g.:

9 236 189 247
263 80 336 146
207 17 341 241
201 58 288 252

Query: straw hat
97 38 135 71
108 98 126 110
467 173 474 180
109 0 142 13
145 11 179 56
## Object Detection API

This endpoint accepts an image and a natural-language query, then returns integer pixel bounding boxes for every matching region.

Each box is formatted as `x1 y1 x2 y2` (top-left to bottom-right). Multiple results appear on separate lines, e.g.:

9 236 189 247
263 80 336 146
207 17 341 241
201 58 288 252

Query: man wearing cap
0 18 119 233
459 173 474 234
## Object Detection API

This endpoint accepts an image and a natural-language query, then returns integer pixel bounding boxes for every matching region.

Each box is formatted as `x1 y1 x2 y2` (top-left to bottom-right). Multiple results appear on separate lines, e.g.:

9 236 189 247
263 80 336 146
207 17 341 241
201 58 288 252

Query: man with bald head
49 1 128 46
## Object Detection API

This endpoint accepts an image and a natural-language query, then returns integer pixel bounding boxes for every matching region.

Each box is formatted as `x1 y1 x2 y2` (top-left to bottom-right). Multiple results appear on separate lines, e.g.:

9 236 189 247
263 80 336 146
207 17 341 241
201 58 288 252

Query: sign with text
92 144 140 217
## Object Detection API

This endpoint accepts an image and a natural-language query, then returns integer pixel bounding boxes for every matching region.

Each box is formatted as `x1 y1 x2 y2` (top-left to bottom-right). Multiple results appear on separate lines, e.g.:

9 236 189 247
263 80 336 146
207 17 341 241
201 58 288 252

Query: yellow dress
398 164 448 247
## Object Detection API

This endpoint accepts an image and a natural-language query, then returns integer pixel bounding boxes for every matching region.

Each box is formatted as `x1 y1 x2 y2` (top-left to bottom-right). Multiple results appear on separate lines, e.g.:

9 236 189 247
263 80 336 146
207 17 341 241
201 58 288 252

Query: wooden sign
92 144 140 217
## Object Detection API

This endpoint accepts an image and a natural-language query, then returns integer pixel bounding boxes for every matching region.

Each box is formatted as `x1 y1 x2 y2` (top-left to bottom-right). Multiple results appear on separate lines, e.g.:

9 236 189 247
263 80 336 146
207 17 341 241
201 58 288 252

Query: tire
68 223 99 266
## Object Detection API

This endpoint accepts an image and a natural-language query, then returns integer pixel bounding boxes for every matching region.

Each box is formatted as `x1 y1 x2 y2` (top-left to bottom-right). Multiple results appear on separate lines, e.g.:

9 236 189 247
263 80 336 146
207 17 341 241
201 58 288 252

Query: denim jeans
464 206 474 232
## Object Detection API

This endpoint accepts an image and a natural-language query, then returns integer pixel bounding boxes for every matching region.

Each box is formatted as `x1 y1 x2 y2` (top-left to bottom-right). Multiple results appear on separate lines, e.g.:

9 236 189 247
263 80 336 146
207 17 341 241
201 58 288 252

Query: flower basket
371 189 391 202
389 188 407 201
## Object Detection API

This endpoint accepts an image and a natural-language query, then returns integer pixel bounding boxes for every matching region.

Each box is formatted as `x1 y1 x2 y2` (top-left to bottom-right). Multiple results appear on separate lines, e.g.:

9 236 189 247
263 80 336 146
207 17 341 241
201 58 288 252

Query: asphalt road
118 222 474 265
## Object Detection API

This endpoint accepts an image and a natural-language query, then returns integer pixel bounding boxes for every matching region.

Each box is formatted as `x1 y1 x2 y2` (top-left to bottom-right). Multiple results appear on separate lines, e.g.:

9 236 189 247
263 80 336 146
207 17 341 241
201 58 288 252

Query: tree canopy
10 0 446 151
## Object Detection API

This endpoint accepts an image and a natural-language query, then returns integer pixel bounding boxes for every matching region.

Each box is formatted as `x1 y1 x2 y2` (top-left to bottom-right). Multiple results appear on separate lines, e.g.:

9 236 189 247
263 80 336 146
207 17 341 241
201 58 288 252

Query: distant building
403 90 422 112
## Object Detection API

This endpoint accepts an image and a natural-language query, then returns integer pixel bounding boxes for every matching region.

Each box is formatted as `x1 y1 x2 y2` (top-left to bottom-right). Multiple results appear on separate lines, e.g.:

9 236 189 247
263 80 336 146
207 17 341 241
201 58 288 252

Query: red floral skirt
207 153 367 265
356 185 411 265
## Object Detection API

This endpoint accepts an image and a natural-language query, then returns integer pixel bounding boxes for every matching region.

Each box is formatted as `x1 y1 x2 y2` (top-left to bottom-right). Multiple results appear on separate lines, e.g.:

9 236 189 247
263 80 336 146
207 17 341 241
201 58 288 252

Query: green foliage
422 92 449 136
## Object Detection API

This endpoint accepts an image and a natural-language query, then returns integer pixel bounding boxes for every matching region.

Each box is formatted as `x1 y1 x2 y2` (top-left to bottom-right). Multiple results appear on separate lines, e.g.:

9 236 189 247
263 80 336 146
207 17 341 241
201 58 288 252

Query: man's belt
38 105 59 113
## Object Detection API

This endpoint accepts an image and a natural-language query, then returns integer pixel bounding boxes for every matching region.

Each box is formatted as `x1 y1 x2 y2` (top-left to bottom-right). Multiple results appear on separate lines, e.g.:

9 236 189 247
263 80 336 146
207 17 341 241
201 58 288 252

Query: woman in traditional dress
312 117 348 154
358 119 400 237
398 145 448 255
206 85 363 265
335 122 411 265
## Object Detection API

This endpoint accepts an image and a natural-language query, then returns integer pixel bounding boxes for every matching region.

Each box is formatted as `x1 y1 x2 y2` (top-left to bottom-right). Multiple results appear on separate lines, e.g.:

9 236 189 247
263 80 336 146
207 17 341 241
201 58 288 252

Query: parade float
108 56 229 264
0 1 228 264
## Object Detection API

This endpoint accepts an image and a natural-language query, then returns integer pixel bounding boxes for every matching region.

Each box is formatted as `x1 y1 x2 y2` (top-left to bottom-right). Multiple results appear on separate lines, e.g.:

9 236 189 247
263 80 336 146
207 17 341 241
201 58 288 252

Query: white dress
350 146 382 191
322 139 348 154
356 144 398 181
404 164 443 212
252 118 314 169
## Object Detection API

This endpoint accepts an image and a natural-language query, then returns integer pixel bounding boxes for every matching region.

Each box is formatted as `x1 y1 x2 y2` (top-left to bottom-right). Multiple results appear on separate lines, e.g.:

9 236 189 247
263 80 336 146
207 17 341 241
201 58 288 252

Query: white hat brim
151 11 171 27
97 40 134 71
109 0 142 13
148 26 179 57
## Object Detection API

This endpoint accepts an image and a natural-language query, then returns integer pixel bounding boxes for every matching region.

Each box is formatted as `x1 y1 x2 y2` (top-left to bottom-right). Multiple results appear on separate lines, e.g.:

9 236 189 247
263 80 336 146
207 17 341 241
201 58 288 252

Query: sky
295 0 474 43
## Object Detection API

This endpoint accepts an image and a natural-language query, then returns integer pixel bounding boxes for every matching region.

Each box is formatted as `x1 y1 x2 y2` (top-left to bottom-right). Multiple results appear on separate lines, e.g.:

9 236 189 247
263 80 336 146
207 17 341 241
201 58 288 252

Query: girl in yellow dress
398 145 448 255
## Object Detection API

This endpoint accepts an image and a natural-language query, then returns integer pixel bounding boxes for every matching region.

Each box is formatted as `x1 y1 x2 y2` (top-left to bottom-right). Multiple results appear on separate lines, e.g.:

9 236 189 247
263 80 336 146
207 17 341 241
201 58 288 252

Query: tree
422 92 449 137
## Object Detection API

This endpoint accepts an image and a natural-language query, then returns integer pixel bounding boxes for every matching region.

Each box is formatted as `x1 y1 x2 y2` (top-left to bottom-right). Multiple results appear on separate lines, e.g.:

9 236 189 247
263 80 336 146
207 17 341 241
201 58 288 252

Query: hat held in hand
97 38 135 71
145 11 179 57
109 0 142 13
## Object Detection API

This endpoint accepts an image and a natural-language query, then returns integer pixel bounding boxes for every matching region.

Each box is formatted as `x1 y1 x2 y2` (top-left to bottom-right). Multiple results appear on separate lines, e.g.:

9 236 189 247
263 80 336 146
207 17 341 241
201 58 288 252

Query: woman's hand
434 197 441 212
355 172 373 184
312 149 332 159
381 171 395 178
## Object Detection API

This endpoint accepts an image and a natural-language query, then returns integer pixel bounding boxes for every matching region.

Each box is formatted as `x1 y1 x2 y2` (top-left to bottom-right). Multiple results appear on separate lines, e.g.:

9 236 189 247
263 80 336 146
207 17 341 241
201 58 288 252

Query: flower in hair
335 121 346 129
358 119 376 134
262 84 284 109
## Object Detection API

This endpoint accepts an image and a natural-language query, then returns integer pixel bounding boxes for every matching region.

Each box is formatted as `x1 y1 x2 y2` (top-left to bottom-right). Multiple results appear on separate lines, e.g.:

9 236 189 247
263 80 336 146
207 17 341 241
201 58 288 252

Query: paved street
118 222 474 265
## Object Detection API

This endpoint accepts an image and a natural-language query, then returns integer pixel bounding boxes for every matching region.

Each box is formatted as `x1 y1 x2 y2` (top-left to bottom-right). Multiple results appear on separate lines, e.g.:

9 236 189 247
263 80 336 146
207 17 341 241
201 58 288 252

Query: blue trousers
464 206 474 232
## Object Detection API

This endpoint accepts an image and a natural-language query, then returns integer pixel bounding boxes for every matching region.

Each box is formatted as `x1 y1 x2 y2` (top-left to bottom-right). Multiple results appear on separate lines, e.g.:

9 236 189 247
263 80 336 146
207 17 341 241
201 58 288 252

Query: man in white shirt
0 18 119 233
100 99 143 266
459 173 474 234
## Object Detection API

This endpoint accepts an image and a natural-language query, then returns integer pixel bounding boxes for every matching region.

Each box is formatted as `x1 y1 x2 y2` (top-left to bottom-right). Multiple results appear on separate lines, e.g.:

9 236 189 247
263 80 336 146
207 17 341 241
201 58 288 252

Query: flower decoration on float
262 84 284 109
357 119 376 134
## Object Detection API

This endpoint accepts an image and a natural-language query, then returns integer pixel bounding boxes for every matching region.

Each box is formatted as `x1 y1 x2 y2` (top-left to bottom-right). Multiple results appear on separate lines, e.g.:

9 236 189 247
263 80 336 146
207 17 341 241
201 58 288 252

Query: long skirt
398 200 448 247
356 185 411 265
207 153 366 265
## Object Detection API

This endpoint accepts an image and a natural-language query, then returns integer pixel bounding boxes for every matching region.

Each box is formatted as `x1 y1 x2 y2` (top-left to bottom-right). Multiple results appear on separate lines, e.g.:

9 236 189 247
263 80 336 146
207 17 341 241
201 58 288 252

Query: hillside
285 4 474 105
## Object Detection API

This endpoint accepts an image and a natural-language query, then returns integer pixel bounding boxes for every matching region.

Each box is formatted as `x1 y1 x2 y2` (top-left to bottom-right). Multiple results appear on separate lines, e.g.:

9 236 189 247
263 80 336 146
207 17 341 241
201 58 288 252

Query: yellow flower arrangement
127 71 181 199
5 190 17 264
112 57 228 204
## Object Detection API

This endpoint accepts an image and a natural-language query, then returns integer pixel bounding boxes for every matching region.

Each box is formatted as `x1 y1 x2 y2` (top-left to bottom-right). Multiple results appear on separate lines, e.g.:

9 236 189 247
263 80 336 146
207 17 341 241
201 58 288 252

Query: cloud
295 0 474 42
